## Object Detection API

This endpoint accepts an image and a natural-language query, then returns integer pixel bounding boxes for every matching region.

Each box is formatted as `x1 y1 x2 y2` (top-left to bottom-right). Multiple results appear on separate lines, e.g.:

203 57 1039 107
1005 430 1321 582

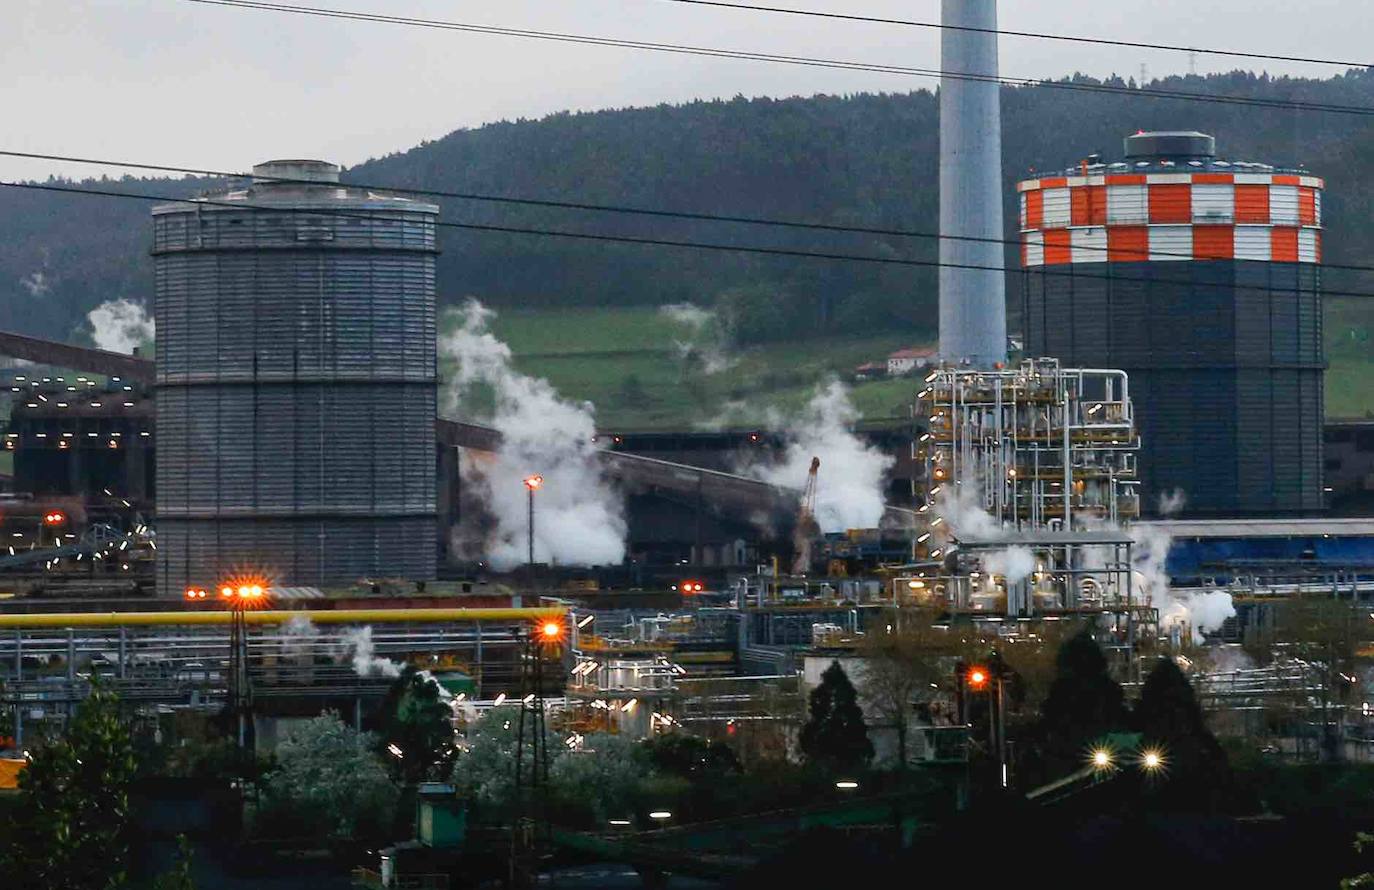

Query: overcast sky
3 0 1367 181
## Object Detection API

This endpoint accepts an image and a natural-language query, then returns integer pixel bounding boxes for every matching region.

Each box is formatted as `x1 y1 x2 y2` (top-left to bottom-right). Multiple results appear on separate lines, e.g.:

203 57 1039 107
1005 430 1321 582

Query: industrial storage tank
152 160 439 595
1019 132 1324 515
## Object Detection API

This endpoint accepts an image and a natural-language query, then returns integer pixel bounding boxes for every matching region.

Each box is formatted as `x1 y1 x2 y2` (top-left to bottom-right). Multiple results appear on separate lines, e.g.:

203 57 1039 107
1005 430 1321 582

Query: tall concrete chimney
938 0 1006 366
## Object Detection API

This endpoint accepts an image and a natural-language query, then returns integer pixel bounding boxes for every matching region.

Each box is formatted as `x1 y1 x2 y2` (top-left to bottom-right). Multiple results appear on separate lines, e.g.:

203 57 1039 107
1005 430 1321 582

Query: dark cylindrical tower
1020 132 1324 515
152 160 439 594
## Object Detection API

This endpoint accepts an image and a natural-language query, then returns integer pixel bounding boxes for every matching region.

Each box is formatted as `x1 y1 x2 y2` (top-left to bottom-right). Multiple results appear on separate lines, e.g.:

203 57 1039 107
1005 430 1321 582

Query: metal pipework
939 0 1007 367
0 606 568 629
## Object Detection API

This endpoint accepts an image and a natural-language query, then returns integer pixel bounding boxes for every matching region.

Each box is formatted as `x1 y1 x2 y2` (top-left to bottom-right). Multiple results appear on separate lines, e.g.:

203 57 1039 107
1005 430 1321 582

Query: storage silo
1019 132 1324 515
153 160 439 594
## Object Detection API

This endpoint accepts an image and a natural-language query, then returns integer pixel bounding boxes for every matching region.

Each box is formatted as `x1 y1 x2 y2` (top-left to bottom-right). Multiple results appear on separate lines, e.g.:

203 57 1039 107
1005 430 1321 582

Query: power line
181 1 1374 118
6 147 1373 277
1 177 1366 301
658 0 1371 70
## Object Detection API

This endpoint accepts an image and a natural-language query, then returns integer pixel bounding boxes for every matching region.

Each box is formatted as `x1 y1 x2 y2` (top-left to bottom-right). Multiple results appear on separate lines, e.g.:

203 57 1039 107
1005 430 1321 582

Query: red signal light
541 620 563 640
184 587 209 600
43 511 66 526
967 666 989 690
680 580 704 595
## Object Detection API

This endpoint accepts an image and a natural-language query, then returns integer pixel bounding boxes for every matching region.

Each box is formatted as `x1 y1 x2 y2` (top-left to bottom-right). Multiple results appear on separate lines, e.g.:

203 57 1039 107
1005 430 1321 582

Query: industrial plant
3 0 1374 885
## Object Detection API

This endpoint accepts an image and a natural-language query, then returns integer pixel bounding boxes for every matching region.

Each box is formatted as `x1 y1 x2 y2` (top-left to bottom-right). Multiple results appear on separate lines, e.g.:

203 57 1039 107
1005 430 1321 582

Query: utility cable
657 0 1371 70
0 177 1364 301
4 147 1370 277
181 1 1374 118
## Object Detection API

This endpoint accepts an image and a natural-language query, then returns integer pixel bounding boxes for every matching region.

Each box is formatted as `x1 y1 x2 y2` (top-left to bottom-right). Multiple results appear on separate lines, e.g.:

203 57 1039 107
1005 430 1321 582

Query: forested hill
5 69 1374 345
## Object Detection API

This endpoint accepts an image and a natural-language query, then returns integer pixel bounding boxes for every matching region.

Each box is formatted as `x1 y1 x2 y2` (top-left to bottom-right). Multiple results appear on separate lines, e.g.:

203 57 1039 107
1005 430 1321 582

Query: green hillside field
444 298 1374 430
441 305 921 430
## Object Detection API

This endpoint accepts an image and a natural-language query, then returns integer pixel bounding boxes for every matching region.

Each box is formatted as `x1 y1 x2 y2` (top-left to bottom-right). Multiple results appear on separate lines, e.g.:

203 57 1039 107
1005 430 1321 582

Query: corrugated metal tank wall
152 160 439 594
1019 132 1324 515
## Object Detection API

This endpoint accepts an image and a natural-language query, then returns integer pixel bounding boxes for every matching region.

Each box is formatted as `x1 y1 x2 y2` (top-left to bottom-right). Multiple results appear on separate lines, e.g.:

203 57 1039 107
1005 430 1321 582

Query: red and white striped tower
1018 131 1325 516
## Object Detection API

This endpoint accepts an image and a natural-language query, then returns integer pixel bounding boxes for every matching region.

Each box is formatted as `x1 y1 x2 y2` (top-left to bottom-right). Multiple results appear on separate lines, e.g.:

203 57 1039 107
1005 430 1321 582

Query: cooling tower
1019 132 1325 515
152 160 440 594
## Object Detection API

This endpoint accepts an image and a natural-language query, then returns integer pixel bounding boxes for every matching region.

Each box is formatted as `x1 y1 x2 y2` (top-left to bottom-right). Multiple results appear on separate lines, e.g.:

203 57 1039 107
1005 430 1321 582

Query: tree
1266 598 1366 761
641 733 742 819
453 705 564 814
5 683 137 890
150 835 196 890
549 733 655 826
1133 658 1231 809
256 713 397 841
377 667 458 785
643 733 741 780
799 661 873 773
856 620 948 768
1038 632 1128 767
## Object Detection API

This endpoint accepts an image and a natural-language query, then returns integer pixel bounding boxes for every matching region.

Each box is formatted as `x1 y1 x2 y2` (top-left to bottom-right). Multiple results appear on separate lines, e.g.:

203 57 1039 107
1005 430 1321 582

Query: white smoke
1130 523 1235 644
1157 489 1187 517
440 300 626 570
87 299 154 354
337 626 402 678
748 381 893 533
660 302 732 374
934 486 1003 540
21 271 49 298
274 614 320 658
659 302 713 329
984 546 1035 586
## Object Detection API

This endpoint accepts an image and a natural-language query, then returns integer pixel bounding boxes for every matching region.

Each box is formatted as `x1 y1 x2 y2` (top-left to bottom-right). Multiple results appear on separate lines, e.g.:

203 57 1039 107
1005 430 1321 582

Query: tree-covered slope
4 69 1374 353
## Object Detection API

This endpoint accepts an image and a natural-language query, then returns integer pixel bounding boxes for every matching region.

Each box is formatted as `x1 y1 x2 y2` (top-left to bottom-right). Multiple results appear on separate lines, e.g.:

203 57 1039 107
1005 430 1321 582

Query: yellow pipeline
0 607 567 629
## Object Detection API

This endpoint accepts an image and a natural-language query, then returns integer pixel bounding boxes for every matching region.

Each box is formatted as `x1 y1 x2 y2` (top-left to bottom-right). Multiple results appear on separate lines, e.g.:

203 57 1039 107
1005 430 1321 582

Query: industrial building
916 358 1141 528
1019 131 1325 516
152 160 441 594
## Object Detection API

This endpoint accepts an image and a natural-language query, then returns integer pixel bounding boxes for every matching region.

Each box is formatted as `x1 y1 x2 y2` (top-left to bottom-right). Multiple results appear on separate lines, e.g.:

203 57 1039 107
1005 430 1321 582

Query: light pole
523 475 543 568
216 580 266 748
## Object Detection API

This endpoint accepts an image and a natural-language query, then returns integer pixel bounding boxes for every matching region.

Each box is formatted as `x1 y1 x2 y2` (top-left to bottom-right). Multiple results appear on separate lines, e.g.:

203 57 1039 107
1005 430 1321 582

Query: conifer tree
799 661 873 772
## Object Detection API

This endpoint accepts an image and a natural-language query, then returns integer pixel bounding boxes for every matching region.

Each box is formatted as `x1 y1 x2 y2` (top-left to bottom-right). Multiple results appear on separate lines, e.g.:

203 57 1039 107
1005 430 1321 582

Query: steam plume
660 302 731 374
440 300 626 569
87 299 154 354
749 381 893 532
1130 524 1234 643
337 625 401 678
984 546 1035 587
21 271 49 298
1157 489 1187 517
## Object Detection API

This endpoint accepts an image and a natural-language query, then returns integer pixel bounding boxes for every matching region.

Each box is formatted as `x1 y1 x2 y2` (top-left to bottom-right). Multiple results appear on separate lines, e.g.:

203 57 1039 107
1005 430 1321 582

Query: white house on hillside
886 347 938 377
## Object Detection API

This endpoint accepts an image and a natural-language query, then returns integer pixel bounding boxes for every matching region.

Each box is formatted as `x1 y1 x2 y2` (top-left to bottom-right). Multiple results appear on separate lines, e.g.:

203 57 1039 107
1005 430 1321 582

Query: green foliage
1345 831 1374 889
255 713 397 842
4 683 137 890
799 661 873 773
643 733 741 780
549 733 655 826
11 75 1374 415
1038 631 1129 766
377 667 458 785
452 705 564 815
149 835 196 890
1133 658 1231 809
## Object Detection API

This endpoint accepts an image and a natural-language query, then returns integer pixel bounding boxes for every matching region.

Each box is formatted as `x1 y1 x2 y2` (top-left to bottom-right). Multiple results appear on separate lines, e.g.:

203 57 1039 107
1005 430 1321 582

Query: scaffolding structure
916 358 1140 529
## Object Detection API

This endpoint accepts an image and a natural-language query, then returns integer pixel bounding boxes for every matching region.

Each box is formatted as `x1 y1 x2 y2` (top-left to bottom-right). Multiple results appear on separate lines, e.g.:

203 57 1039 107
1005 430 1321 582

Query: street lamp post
523 475 543 568
214 580 266 748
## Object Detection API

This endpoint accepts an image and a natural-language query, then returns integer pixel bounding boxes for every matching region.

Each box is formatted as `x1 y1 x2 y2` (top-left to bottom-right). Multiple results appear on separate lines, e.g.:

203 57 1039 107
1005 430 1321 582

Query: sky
2 0 1368 182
